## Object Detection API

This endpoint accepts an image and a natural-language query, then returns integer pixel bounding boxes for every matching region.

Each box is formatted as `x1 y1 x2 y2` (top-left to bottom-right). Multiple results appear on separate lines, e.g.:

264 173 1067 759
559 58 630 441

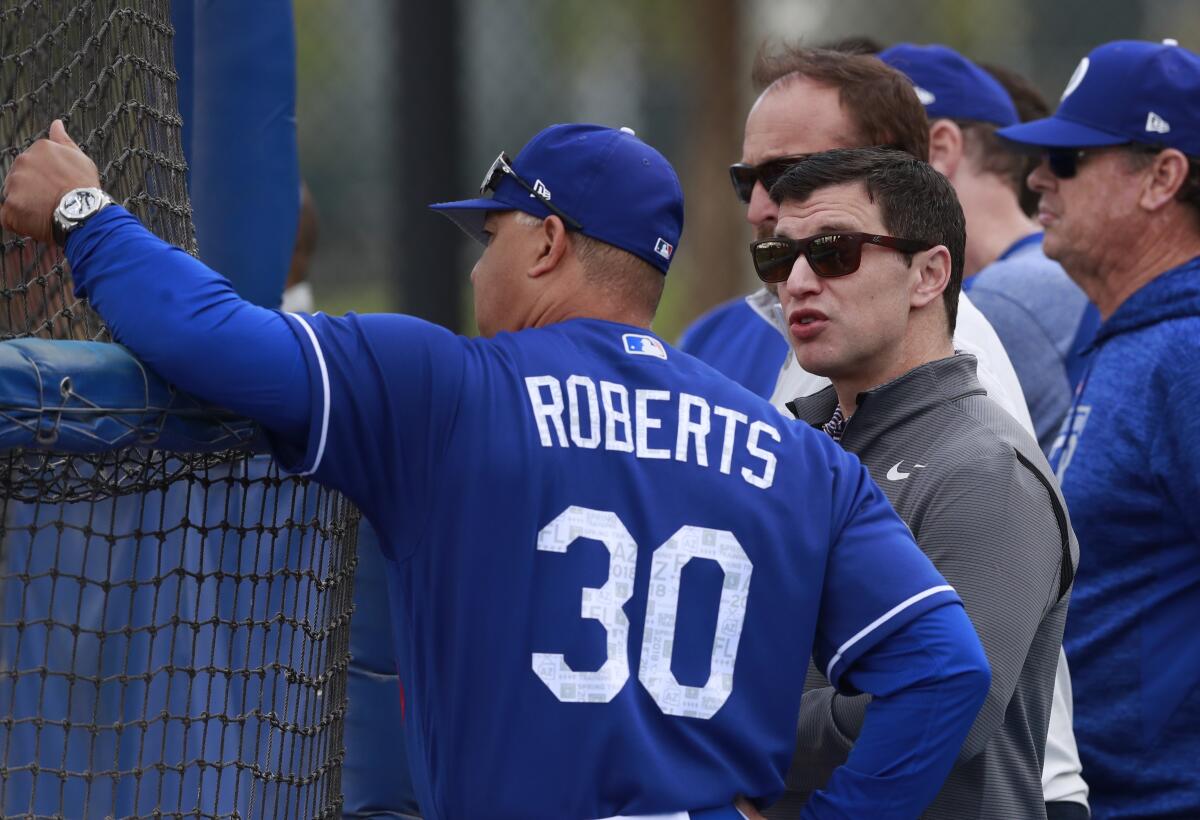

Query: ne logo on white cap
1061 57 1090 100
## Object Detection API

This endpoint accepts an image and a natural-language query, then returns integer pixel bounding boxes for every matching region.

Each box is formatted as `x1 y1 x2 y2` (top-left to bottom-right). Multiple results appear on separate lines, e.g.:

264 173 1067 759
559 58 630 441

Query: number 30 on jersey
532 505 753 720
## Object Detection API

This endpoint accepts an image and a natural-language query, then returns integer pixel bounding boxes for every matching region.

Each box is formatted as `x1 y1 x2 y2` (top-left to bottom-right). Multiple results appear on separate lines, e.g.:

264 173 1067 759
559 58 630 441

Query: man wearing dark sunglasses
998 39 1200 820
678 46 928 400
678 45 1034 443
762 147 1077 820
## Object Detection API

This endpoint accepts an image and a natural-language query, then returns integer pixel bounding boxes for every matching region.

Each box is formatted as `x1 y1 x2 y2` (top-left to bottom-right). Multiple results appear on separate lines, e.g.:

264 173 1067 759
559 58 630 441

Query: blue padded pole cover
171 0 300 308
0 340 257 453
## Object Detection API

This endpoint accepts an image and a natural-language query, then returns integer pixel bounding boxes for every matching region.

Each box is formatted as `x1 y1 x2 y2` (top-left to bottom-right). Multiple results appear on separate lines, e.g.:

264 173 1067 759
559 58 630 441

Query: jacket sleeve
792 449 1067 774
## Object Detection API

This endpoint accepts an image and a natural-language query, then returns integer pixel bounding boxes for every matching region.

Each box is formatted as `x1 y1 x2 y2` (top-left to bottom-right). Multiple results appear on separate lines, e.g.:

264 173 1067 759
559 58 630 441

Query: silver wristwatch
52 187 114 245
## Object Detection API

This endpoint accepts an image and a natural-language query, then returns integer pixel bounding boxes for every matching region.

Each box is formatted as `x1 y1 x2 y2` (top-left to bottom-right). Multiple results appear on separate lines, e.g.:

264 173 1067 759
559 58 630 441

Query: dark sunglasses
1044 144 1164 179
728 155 810 203
480 151 583 230
1044 148 1094 180
750 232 934 283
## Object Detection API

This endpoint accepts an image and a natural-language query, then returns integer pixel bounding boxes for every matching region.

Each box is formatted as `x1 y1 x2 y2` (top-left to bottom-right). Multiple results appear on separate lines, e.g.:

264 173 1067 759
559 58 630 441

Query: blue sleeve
812 460 962 690
802 602 990 820
65 207 470 550
65 205 309 436
273 309 470 553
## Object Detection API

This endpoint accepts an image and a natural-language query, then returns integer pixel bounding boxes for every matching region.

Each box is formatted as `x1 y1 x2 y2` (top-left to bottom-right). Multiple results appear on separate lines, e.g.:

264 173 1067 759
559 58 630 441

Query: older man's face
1027 147 1148 284
741 78 859 240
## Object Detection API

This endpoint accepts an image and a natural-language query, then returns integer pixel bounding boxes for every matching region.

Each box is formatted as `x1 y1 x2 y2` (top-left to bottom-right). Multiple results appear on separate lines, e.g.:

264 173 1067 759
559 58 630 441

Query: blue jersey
1049 257 1200 818
273 312 959 819
63 207 975 820
677 295 788 399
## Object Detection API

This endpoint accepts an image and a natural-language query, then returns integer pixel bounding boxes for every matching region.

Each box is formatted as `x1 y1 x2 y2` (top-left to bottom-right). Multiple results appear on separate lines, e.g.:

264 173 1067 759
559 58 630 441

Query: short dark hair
769 147 966 332
978 61 1051 216
751 44 930 162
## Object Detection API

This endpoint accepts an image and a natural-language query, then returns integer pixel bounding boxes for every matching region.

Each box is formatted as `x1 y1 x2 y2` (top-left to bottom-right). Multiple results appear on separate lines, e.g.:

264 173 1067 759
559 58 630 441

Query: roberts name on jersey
524 374 781 489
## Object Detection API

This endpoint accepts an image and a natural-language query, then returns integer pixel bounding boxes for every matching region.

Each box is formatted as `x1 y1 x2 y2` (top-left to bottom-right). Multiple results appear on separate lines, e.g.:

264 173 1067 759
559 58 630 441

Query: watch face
61 189 100 219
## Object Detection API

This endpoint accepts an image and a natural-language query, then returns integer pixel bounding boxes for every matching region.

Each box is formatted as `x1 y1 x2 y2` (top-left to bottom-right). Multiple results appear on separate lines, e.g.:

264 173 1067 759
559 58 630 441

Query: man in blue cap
1 121 992 818
881 44 1093 456
999 39 1200 819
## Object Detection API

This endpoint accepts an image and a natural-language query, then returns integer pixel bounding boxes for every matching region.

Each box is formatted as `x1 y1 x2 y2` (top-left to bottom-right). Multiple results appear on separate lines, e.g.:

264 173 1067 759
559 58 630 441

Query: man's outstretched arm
0 120 310 438
801 602 990 819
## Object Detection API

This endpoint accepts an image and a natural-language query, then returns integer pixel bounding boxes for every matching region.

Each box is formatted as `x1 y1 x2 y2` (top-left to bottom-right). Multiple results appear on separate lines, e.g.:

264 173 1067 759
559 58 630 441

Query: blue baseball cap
430 123 684 275
998 39 1200 155
880 43 1019 127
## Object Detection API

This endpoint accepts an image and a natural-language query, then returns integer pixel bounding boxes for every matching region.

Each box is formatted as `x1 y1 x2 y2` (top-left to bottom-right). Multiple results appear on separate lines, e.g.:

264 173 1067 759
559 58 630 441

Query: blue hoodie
1050 256 1200 819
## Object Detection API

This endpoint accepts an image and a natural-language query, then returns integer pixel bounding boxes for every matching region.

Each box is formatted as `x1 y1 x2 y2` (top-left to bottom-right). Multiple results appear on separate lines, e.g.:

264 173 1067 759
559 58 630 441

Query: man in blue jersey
999 39 1200 819
1 121 989 820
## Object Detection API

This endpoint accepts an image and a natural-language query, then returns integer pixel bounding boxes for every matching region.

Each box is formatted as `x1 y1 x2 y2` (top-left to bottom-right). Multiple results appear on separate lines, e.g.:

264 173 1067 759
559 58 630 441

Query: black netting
0 454 356 819
1 0 192 340
0 2 358 817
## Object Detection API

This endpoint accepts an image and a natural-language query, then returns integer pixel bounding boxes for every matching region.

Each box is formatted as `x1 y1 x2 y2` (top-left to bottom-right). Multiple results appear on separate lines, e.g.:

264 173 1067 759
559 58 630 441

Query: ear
927 119 964 179
528 215 571 278
910 245 952 312
1139 148 1191 213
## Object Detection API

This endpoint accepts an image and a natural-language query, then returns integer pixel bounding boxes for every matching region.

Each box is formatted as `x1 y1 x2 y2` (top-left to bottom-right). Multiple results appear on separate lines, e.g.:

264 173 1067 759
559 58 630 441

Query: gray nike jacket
766 354 1078 820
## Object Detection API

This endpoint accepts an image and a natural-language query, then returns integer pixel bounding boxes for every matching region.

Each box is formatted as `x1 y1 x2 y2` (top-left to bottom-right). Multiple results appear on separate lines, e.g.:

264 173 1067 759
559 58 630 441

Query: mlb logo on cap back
998 39 1200 156
430 123 685 275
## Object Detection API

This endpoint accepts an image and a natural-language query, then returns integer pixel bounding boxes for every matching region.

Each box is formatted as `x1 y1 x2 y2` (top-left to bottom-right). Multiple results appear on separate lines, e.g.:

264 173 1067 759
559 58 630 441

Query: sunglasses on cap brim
480 151 583 231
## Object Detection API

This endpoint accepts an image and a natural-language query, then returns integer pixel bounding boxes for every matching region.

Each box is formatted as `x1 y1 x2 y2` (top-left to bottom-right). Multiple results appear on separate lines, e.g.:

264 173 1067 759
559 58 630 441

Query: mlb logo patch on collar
622 333 667 360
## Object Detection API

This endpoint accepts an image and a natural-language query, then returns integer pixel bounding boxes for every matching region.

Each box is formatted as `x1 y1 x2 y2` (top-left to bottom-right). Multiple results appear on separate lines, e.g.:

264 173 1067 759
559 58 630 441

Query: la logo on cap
1061 56 1090 100
914 85 936 105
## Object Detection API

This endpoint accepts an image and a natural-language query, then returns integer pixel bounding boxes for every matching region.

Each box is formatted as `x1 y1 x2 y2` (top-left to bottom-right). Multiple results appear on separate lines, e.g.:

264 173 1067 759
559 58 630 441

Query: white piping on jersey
287 313 331 475
596 810 748 820
825 585 956 682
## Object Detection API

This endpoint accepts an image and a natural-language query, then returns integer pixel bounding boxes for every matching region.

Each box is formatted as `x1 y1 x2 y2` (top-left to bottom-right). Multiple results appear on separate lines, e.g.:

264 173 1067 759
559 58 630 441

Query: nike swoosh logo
886 461 927 481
